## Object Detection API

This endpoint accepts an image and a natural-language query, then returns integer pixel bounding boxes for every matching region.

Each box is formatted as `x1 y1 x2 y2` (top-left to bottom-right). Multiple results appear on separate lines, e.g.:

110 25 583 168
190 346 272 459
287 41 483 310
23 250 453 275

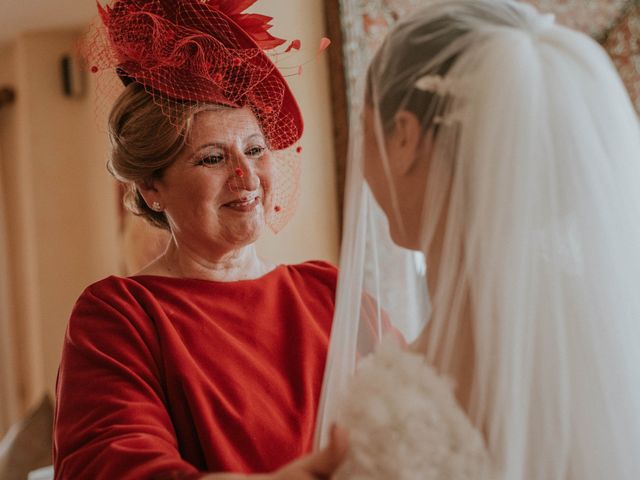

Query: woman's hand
202 425 349 480
269 425 349 480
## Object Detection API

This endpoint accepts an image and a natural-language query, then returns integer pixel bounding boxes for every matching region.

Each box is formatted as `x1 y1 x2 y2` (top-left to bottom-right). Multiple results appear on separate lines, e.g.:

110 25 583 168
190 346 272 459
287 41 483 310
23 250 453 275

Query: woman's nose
228 151 259 192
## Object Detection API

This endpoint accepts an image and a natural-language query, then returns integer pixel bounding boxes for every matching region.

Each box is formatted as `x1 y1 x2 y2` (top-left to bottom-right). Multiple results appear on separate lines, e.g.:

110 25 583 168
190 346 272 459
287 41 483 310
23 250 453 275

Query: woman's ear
135 179 161 211
388 110 422 175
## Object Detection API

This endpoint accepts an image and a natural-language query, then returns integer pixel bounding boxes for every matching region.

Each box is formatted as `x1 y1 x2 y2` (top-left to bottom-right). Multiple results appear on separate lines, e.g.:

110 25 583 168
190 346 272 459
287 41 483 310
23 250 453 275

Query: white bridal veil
316 1 640 479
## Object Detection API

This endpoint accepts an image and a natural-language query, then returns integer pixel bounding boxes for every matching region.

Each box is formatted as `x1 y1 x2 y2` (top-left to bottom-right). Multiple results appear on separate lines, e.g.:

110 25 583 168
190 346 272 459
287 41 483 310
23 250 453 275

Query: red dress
53 261 336 480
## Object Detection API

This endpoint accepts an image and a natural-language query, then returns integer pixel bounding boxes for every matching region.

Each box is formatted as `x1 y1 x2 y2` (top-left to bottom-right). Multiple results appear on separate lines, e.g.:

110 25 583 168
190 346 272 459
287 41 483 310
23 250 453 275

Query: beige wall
17 30 122 398
0 0 339 414
254 0 340 265
0 37 49 423
0 41 23 432
0 30 122 409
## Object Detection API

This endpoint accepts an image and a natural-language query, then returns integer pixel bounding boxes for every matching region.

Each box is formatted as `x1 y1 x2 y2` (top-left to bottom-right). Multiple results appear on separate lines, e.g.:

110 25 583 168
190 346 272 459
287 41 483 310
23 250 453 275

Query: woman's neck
137 239 275 282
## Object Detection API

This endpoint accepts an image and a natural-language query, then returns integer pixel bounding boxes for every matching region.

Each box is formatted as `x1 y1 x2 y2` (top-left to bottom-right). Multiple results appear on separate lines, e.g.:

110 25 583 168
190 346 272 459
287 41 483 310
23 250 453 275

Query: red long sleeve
53 261 336 479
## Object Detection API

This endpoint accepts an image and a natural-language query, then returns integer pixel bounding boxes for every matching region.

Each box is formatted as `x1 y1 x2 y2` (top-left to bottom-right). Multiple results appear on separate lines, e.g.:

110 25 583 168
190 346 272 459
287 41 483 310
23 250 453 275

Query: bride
316 1 640 479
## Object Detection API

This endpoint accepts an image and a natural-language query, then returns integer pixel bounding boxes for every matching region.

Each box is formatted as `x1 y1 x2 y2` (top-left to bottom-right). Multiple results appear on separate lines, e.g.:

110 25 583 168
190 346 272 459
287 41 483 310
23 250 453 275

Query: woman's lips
223 194 260 212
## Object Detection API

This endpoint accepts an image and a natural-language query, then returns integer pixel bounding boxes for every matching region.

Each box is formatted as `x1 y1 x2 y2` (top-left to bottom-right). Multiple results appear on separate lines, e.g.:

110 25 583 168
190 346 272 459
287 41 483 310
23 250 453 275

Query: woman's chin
222 213 266 246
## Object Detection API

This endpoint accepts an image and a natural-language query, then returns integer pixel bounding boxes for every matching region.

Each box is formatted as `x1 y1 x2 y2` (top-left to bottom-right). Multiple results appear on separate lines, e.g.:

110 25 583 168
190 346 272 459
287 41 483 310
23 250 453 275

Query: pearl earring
152 201 162 212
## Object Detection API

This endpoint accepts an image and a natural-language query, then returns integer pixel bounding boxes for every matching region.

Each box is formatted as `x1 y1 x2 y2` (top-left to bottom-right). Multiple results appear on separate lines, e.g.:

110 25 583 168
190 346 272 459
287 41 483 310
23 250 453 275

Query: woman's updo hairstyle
107 82 210 230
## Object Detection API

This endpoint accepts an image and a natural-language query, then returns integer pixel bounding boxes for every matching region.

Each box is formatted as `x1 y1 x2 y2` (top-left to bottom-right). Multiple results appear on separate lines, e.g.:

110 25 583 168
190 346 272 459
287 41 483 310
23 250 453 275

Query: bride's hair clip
412 74 468 128
432 110 465 127
414 74 456 96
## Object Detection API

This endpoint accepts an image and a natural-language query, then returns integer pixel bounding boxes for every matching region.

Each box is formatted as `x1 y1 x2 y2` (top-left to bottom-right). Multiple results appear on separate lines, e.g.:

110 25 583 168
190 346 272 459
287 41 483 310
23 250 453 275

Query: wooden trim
323 0 349 234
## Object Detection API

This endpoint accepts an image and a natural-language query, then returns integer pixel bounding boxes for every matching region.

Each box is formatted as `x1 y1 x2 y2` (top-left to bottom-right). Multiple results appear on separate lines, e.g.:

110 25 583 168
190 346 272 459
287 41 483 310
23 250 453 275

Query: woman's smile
222 194 261 212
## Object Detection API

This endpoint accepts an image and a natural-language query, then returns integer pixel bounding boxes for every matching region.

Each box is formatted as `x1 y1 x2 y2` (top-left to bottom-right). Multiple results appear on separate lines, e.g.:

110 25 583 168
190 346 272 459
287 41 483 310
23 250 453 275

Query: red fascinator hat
90 0 303 150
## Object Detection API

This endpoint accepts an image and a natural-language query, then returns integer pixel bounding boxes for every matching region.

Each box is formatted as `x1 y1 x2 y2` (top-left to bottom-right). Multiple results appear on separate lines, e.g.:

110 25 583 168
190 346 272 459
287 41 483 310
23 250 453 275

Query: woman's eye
246 146 266 157
198 154 225 166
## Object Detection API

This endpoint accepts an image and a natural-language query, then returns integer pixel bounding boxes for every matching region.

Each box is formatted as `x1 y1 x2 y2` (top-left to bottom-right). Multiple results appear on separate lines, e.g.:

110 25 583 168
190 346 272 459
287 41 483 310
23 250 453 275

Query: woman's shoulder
70 276 161 329
284 260 338 288
286 260 338 277
82 274 138 290
77 275 154 303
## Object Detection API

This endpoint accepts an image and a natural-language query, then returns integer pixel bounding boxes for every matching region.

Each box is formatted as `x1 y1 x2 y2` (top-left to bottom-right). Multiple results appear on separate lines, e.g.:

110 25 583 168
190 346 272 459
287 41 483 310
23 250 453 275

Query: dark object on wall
0 87 16 110
60 55 86 98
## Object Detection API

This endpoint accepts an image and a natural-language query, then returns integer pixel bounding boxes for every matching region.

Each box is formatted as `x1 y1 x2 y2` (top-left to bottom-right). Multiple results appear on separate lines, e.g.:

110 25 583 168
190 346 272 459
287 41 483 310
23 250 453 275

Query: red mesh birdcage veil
85 0 306 232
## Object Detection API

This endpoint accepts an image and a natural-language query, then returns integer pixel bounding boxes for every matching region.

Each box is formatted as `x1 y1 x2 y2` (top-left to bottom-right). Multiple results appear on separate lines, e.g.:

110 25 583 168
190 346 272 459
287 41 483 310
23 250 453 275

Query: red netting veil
84 0 306 232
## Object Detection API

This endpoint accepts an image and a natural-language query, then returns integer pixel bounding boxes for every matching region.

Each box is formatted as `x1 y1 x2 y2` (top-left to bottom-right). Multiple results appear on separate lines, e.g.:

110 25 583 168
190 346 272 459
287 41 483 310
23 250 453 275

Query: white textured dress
334 341 493 480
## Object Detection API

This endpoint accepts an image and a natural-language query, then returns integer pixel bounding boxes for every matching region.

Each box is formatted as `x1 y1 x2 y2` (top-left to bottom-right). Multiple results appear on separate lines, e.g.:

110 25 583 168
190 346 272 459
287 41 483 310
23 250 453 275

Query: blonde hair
107 83 225 230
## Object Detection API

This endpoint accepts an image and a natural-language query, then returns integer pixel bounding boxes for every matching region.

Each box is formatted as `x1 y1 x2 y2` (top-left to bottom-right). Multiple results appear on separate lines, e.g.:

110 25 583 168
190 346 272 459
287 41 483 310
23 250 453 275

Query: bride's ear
389 110 422 175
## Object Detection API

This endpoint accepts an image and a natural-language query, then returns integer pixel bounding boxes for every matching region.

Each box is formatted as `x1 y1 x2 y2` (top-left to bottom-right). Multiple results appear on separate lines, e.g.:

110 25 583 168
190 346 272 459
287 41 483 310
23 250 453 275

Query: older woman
53 1 346 479
318 1 640 479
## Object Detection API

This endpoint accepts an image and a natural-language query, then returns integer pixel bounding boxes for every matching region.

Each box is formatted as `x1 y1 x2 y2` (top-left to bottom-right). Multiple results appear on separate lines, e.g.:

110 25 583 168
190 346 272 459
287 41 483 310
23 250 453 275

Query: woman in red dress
53 1 346 478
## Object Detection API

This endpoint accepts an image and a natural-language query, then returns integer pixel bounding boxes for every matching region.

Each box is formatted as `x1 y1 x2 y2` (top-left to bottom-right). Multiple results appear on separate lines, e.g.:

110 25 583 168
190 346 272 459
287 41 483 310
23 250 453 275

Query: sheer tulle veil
316 1 640 478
